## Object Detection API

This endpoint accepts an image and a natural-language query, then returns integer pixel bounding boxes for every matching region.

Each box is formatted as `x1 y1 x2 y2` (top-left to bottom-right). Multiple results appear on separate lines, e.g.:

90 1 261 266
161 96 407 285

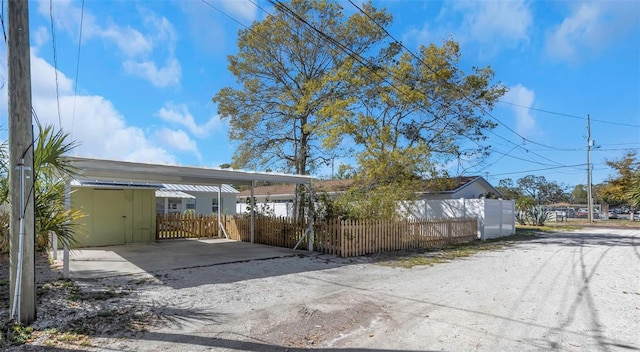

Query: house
414 176 503 200
236 179 355 217
155 184 239 216
235 176 514 240
236 176 502 216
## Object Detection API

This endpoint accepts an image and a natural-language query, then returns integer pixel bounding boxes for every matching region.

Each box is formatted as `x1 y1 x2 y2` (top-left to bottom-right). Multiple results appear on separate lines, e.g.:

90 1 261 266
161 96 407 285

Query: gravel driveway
11 227 640 351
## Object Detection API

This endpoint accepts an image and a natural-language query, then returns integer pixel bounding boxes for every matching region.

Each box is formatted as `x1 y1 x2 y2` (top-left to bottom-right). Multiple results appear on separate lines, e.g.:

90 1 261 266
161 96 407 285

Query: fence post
499 200 504 238
340 219 345 257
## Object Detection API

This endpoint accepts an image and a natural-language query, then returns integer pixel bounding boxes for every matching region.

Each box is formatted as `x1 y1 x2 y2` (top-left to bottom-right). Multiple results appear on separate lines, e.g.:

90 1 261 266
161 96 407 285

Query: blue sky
1 0 638 188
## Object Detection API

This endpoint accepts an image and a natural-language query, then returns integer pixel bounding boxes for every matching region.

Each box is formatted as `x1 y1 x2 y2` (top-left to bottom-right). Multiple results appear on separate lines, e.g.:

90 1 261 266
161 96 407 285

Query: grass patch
38 328 90 348
376 240 513 269
374 230 560 269
515 224 581 235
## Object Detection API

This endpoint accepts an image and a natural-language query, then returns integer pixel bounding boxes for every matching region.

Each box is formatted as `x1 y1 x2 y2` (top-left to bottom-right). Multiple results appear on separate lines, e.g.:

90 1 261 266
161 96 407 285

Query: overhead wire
488 163 587 177
266 0 552 172
49 0 63 128
347 0 579 157
1 0 6 43
206 0 613 179
71 0 85 134
200 0 252 29
497 100 640 128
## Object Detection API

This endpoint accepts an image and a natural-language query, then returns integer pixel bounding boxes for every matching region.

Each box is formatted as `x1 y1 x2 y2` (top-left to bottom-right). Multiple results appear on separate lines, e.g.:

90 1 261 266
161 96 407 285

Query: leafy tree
213 0 390 176
627 171 640 207
570 184 587 204
0 125 84 252
323 39 506 187
516 175 568 204
516 196 536 211
597 151 639 207
334 164 354 180
318 38 506 217
497 178 521 200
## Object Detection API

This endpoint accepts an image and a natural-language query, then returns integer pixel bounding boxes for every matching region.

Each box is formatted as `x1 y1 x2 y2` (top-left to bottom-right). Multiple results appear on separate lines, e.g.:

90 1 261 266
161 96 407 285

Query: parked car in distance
576 208 589 218
576 208 600 219
607 211 619 219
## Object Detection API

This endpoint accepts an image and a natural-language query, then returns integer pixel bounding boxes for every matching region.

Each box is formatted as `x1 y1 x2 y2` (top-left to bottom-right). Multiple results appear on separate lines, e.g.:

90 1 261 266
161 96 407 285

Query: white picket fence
237 198 516 241
403 198 516 240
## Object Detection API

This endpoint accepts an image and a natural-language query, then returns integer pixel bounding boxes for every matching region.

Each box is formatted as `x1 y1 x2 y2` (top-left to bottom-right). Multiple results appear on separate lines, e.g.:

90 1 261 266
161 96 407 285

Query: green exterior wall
71 188 156 247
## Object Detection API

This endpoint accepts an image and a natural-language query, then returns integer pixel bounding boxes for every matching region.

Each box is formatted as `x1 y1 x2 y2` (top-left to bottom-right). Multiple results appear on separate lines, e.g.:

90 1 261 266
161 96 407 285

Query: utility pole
586 114 593 223
8 0 36 324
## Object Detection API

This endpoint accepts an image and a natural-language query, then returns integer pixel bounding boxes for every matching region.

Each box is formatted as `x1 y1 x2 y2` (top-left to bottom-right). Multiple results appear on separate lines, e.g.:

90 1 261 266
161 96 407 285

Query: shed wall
71 187 156 247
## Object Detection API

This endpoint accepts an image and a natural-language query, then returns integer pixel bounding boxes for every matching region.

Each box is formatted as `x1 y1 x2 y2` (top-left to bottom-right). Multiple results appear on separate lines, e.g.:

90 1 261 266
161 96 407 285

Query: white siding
404 198 515 240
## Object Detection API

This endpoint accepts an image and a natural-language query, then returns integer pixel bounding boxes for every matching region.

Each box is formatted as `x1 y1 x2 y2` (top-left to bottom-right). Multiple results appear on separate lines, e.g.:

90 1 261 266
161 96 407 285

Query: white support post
250 181 255 243
305 183 314 252
63 182 71 279
511 200 516 234
499 200 504 237
51 231 57 260
63 245 69 279
217 184 222 238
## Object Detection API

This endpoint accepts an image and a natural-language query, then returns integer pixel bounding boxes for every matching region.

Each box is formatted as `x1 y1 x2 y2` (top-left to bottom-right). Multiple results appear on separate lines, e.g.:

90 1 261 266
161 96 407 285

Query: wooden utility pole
586 114 593 223
8 0 36 324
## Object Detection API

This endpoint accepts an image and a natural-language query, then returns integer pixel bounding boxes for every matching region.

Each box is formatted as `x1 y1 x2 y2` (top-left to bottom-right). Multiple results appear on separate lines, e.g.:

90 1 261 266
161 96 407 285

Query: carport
58 157 316 277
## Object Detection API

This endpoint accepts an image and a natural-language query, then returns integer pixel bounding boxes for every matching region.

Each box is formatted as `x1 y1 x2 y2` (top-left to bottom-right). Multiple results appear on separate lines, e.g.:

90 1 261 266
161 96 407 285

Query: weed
4 323 34 345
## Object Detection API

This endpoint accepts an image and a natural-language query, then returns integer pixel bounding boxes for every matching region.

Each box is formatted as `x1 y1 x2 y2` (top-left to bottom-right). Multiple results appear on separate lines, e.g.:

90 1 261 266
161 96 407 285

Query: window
212 197 223 213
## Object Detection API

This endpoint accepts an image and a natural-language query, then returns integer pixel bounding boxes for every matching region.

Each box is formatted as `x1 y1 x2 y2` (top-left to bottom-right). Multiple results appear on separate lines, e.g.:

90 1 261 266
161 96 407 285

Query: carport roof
68 157 316 186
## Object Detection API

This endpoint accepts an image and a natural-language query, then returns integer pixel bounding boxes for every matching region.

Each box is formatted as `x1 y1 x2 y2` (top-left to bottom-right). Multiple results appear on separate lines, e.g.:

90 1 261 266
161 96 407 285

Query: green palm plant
0 124 84 252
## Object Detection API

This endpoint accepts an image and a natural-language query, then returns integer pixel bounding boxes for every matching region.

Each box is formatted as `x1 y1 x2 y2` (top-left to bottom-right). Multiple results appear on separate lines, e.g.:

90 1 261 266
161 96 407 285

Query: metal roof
68 157 316 186
155 190 196 199
162 183 239 194
70 179 164 190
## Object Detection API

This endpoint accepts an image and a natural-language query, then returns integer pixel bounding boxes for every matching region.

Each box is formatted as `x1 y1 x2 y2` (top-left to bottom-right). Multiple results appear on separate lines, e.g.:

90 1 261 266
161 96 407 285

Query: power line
71 0 85 134
272 0 566 170
1 0 6 43
488 164 586 177
497 100 640 128
212 0 573 174
200 0 251 29
347 1 573 160
49 0 62 128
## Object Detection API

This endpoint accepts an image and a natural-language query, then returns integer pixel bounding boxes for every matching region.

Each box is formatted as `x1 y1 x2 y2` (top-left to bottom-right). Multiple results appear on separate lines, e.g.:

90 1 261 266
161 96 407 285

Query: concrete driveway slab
57 239 303 279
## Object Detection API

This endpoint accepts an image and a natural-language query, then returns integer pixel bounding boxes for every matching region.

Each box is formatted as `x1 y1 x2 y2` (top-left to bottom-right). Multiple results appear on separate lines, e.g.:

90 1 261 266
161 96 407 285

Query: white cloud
156 104 220 138
155 128 201 160
546 2 640 62
458 1 531 47
221 0 258 22
123 58 181 88
27 50 177 164
101 25 153 57
32 26 49 48
403 23 437 47
31 52 73 98
403 0 531 55
39 0 181 87
504 84 536 135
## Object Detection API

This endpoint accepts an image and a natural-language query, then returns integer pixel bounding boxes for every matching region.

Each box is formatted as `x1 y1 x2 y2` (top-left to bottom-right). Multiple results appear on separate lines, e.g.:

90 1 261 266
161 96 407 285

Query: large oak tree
213 0 390 176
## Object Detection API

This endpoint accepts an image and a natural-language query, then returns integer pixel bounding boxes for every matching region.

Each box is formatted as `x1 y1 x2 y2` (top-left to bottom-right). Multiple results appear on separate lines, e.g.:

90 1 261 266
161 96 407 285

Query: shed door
93 190 126 246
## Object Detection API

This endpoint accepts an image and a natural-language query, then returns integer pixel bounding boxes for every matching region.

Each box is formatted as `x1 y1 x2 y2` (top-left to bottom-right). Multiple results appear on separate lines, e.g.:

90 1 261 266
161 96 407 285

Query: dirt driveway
5 227 640 351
